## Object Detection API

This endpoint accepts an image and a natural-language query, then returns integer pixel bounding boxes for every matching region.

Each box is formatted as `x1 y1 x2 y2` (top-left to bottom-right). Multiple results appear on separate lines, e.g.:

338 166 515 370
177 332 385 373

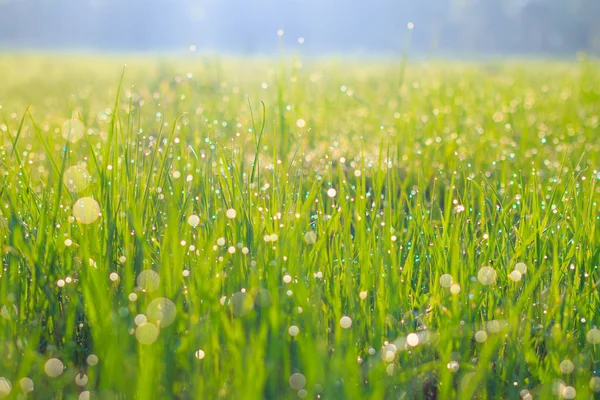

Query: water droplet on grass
447 361 460 372
230 292 254 316
440 274 453 288
44 358 64 378
61 119 85 143
75 373 88 387
407 333 419 347
187 214 200 227
289 373 306 390
475 331 488 343
137 270 160 292
72 197 101 224
515 262 528 274
86 354 98 366
226 208 237 219
560 360 574 374
509 270 522 282
146 297 177 327
0 377 11 398
63 165 91 192
303 231 317 245
1 304 17 320
134 314 147 326
18 377 33 393
587 328 600 344
79 391 91 400
254 289 272 307
340 316 352 329
487 320 504 333
562 386 576 399
590 377 600 392
477 266 497 285
386 364 395 376
135 322 159 345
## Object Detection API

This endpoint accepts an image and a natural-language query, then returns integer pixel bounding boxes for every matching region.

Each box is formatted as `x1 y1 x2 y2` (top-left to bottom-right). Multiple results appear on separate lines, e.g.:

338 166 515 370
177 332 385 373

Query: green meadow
0 55 600 399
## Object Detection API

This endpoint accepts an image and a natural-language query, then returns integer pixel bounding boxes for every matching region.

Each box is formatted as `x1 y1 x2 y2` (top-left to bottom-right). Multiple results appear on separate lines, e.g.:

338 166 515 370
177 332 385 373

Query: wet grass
0 54 599 399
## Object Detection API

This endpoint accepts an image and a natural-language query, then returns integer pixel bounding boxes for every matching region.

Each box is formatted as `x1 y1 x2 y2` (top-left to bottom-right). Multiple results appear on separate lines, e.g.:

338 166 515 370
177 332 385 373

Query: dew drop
134 314 147 326
560 360 574 374
86 354 99 366
450 283 461 294
340 316 352 329
146 297 177 327
230 292 254 317
135 322 159 345
254 289 272 308
0 377 11 398
515 262 528 275
18 377 33 393
79 391 91 400
509 270 522 282
477 266 497 285
288 325 300 337
440 274 453 288
74 373 88 387
187 214 200 227
226 208 237 219
44 358 64 378
474 330 488 343
303 231 317 245
289 373 306 390
590 377 600 392
136 270 160 292
72 197 101 224
61 118 85 143
447 361 460 372
63 165 91 192
562 386 576 399
407 333 419 347
587 328 600 344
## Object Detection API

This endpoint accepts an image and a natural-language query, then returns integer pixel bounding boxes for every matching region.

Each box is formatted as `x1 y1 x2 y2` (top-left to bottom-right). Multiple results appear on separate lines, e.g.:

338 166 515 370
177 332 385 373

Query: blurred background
0 0 598 54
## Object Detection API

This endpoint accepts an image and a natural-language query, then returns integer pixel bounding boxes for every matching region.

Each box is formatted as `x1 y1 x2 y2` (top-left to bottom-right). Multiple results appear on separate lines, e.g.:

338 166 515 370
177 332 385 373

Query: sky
0 0 596 54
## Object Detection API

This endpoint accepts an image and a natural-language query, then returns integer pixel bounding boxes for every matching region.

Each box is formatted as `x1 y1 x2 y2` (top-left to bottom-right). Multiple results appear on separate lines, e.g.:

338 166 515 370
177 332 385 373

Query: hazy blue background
0 0 598 54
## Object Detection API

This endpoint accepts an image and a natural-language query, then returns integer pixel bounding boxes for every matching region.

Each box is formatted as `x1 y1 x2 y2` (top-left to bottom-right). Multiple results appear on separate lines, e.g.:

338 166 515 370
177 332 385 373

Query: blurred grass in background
0 55 599 399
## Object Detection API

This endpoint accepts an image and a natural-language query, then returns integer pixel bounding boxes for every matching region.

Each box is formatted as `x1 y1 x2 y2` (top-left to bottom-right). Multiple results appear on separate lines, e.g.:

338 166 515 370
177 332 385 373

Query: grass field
0 54 600 399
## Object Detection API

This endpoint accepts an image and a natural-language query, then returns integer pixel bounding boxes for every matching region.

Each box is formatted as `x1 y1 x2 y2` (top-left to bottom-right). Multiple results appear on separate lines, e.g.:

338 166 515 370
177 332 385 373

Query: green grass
0 54 599 399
